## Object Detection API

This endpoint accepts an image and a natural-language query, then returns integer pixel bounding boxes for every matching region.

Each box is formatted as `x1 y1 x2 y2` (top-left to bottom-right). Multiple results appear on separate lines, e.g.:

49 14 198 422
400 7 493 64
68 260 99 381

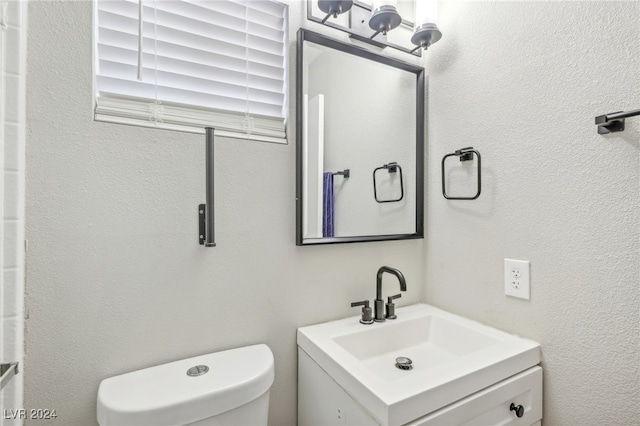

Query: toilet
97 344 274 426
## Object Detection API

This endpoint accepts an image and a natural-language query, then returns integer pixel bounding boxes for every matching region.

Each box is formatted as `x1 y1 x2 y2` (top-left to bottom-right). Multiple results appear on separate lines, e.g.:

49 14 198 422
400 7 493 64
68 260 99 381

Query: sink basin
297 304 540 425
333 314 503 381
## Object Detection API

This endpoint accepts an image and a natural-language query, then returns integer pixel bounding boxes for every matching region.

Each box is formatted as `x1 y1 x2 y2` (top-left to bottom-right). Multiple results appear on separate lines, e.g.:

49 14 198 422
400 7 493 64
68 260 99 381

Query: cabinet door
409 367 542 426
298 348 378 426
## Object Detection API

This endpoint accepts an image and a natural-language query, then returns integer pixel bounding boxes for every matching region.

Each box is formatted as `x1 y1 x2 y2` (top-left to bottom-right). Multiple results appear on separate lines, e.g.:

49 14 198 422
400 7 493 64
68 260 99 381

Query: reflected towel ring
373 162 404 203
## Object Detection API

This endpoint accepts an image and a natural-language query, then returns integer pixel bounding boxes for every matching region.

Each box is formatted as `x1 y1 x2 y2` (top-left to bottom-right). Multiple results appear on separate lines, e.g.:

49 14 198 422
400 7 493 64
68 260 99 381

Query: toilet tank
97 344 274 426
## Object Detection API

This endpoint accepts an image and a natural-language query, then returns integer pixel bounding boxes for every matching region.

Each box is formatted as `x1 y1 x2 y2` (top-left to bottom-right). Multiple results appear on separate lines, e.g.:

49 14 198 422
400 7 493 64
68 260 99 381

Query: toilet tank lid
97 344 274 426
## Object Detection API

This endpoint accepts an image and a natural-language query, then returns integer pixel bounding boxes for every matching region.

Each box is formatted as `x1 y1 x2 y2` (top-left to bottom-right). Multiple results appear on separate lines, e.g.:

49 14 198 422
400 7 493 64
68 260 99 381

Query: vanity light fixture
410 0 442 52
310 0 442 56
318 0 353 23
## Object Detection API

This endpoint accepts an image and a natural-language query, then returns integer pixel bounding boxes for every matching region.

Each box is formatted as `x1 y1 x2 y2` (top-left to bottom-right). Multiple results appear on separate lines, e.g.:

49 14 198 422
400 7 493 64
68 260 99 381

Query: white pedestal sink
297 304 542 425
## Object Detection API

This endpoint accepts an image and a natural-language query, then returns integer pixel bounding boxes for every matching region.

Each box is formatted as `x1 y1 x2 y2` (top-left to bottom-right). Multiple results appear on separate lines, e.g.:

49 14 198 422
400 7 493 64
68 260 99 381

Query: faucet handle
385 294 402 320
387 294 402 303
350 300 374 325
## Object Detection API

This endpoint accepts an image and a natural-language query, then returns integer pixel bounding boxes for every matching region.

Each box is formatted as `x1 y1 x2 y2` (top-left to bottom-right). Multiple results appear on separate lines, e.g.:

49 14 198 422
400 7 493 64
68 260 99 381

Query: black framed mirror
296 29 424 245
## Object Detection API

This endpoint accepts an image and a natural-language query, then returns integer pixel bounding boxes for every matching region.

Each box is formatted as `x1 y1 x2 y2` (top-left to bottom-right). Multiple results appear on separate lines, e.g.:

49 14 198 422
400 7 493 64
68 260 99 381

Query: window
94 0 288 143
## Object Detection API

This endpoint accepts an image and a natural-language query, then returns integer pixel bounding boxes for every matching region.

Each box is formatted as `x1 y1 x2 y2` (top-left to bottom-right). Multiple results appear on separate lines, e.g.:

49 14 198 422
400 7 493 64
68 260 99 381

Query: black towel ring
373 162 404 203
441 147 481 200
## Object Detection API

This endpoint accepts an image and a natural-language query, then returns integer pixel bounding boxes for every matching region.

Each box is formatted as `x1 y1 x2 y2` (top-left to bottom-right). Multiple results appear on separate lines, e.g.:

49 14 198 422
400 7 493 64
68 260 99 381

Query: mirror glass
296 30 424 245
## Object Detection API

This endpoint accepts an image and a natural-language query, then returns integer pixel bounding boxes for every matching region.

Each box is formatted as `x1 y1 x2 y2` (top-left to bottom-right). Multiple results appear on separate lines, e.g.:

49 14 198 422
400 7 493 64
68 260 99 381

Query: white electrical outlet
504 259 530 300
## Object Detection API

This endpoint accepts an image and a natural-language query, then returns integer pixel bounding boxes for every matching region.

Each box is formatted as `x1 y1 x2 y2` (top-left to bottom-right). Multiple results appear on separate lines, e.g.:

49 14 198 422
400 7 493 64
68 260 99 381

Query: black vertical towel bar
199 127 216 247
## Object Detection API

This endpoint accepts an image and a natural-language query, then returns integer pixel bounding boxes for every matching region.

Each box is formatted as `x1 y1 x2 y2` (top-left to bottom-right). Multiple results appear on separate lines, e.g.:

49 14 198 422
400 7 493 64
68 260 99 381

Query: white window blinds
94 0 288 144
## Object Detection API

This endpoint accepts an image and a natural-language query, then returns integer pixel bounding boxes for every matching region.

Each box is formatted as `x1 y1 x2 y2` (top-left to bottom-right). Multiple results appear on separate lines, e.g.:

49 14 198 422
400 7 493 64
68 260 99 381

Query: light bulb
415 0 438 27
372 0 398 9
411 0 441 50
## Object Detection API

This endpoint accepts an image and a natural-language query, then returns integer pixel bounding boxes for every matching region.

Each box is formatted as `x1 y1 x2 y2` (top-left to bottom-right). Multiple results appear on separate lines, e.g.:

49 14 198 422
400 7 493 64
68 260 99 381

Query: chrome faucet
374 266 406 322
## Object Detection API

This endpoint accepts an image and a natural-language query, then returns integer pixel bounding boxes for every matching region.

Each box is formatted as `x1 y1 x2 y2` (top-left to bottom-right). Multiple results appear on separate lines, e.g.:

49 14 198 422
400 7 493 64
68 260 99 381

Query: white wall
24 2 424 425
425 2 639 425
25 1 639 425
0 1 26 424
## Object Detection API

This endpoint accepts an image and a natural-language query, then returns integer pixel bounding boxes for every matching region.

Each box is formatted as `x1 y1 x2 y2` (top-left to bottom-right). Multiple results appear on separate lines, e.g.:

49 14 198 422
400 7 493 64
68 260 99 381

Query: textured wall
24 2 424 425
1 1 27 424
25 1 639 425
425 2 639 425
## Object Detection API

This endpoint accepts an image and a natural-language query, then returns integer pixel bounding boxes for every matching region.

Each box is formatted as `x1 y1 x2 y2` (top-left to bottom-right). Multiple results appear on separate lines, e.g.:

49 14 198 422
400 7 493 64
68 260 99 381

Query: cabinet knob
510 403 524 418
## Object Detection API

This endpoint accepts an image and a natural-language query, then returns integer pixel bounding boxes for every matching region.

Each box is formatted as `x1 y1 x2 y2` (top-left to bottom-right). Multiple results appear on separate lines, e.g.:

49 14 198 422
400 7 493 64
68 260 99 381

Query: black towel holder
332 169 350 178
373 162 404 203
441 147 481 200
595 108 640 134
199 128 216 246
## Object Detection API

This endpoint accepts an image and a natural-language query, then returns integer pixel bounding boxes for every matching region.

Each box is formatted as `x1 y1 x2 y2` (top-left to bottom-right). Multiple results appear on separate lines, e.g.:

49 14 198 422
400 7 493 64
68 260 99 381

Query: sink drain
395 357 413 370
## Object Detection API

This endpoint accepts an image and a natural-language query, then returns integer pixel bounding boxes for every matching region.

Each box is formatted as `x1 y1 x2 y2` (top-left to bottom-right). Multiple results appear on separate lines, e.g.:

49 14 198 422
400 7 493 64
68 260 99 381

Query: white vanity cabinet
297 305 542 426
298 348 543 426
